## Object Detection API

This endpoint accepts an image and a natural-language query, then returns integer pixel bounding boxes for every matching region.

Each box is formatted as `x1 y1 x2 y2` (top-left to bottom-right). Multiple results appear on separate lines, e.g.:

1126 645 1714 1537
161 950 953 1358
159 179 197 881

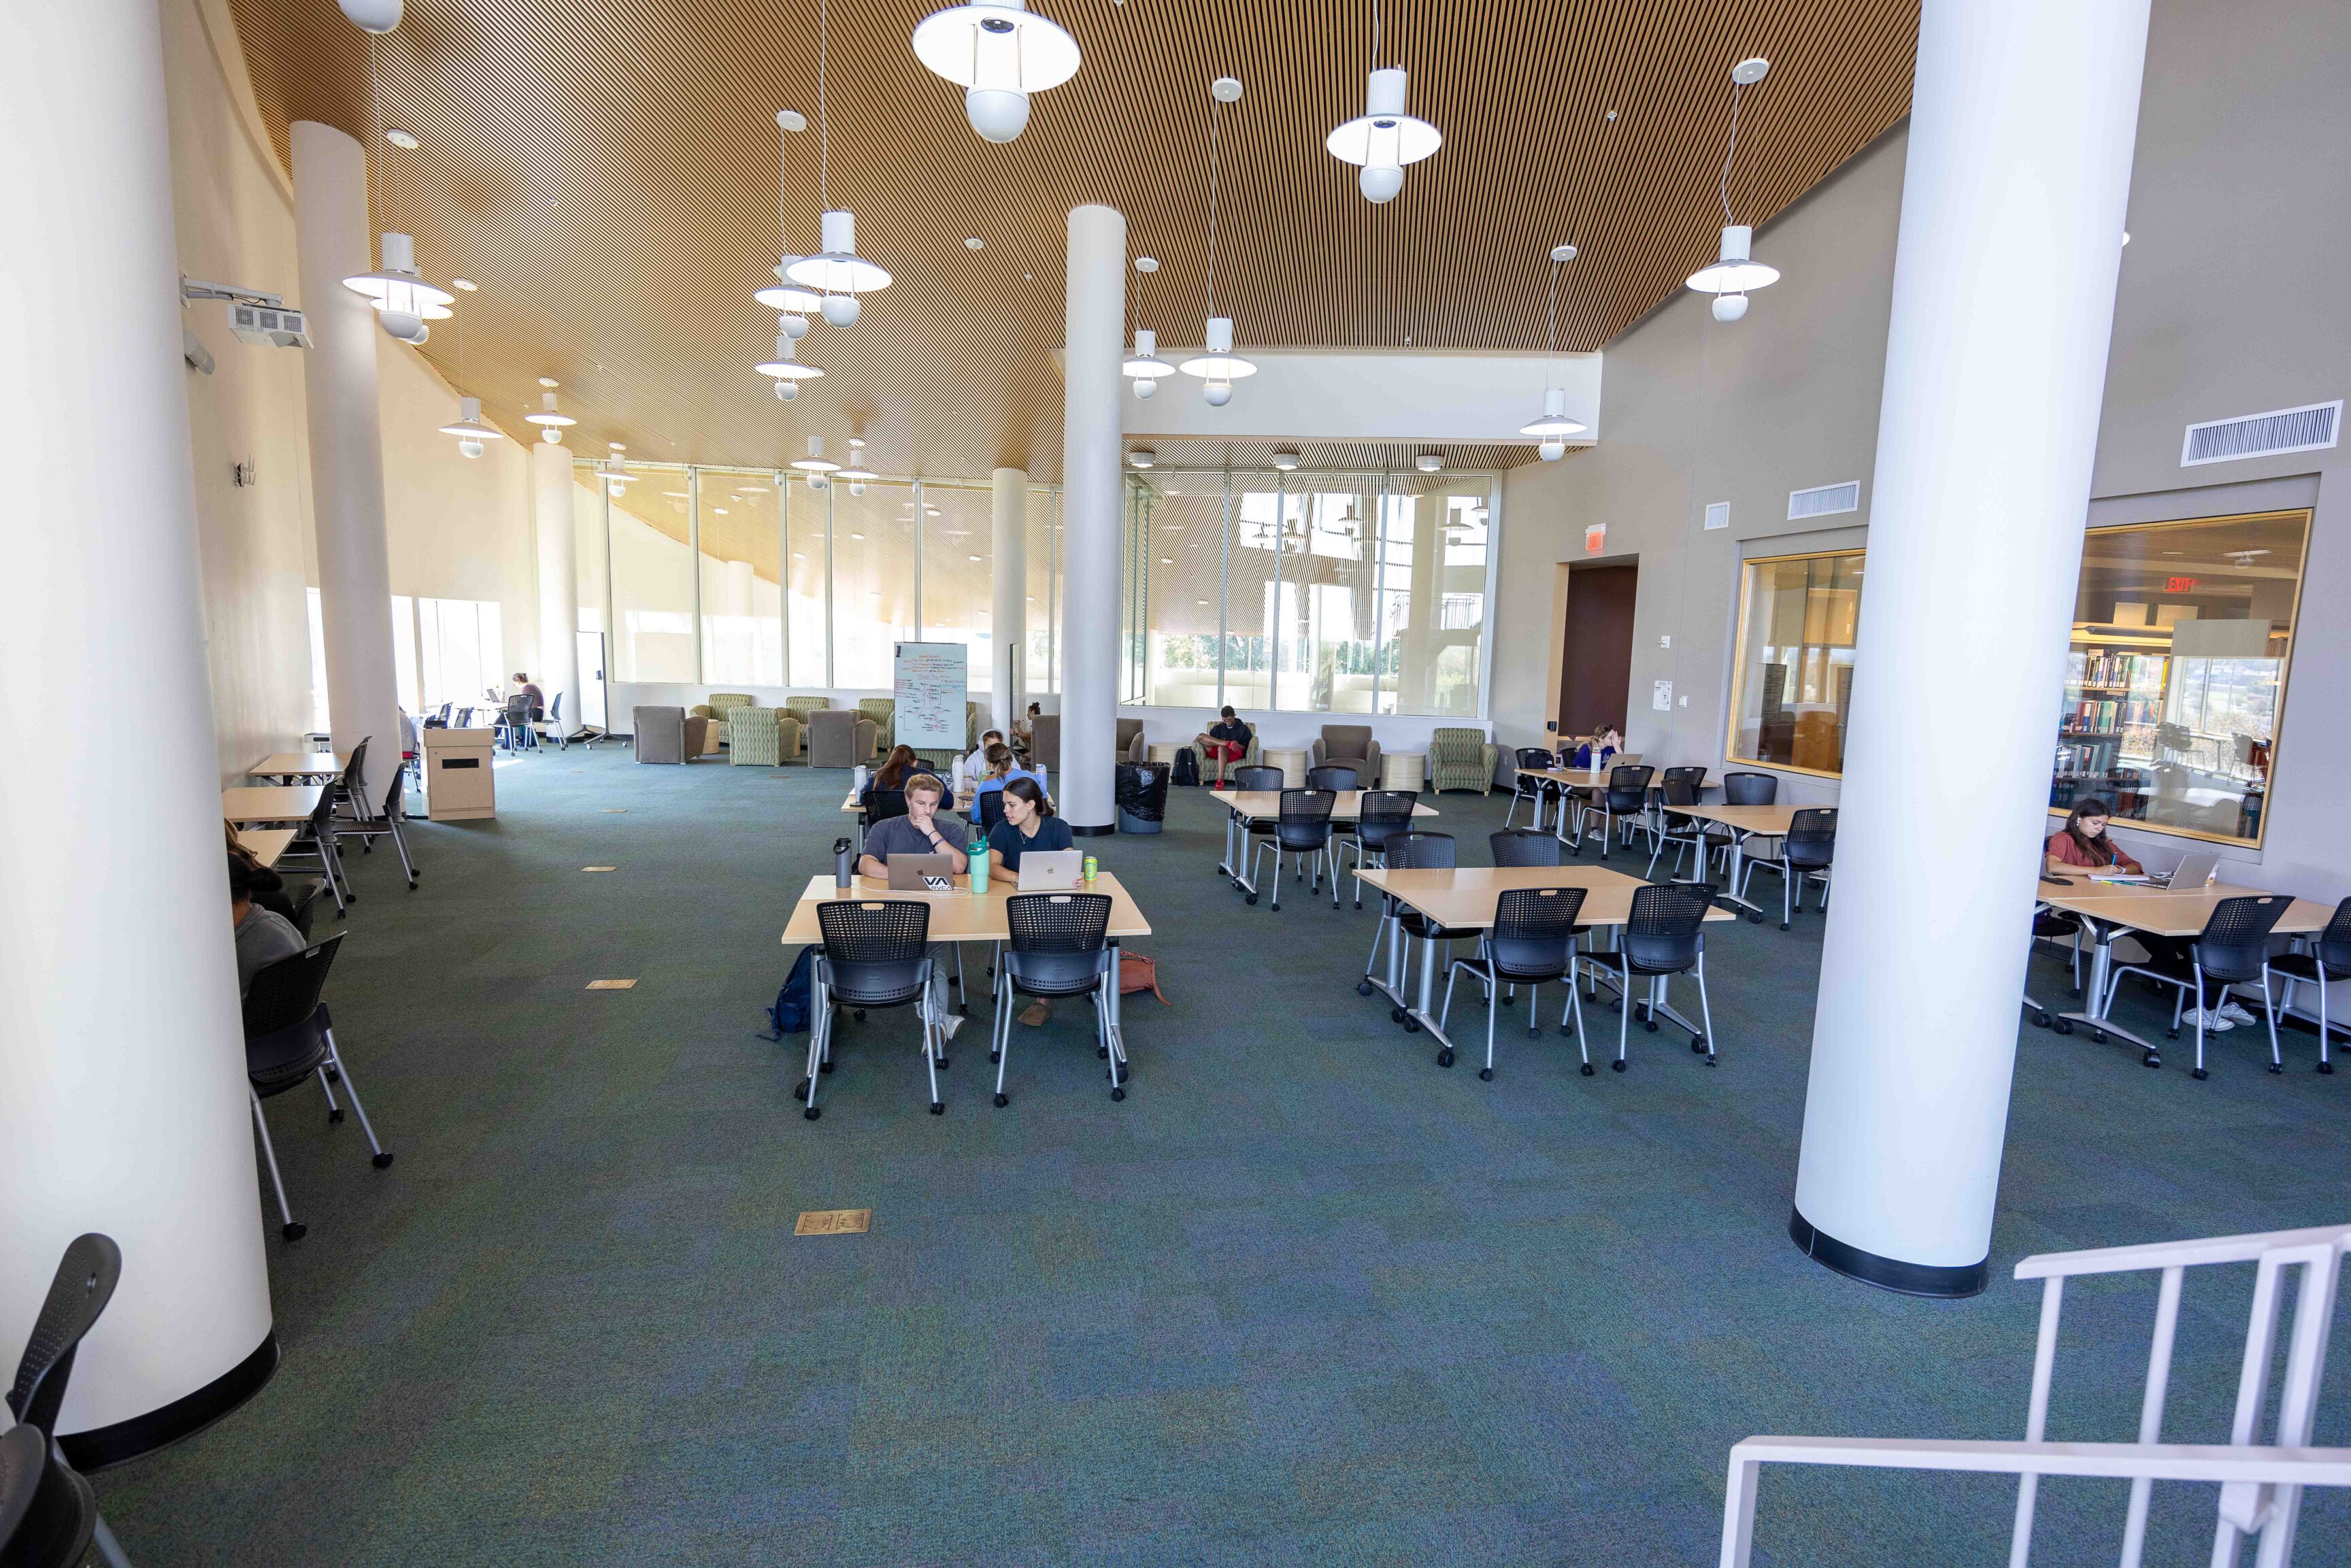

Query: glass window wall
697 470 783 686
922 482 993 692
607 471 697 682
1727 550 1863 775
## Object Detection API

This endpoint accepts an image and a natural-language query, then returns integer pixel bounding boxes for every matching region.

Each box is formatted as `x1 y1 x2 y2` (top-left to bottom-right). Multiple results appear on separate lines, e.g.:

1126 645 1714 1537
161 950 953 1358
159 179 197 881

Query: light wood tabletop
1355 865 1736 930
221 785 324 825
2036 877 2337 939
1673 803 1800 836
1210 789 1440 822
233 826 297 868
251 752 346 778
782 869 1151 945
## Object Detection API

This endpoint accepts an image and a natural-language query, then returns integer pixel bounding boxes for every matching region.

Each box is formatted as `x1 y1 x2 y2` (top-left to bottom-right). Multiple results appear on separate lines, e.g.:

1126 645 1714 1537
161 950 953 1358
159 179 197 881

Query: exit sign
2165 575 2198 593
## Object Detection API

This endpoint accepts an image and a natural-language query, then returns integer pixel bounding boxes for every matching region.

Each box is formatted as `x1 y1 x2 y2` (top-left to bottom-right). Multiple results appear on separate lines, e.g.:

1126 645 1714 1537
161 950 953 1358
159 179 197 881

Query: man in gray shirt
231 856 305 996
850 773 966 1039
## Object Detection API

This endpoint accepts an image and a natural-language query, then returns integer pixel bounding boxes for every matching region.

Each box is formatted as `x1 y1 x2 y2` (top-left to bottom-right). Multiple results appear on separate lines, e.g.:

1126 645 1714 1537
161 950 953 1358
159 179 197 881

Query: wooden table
1666 802 1799 919
2035 875 2338 1063
1530 764 1712 838
1356 864 1734 1065
222 785 323 827
233 827 296 869
1209 788 1439 901
782 871 1152 1112
250 751 346 782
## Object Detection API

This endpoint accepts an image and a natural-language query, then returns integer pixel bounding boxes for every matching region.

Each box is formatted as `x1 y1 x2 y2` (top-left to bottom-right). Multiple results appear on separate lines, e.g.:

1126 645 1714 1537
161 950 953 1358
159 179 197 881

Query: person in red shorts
1195 705 1252 785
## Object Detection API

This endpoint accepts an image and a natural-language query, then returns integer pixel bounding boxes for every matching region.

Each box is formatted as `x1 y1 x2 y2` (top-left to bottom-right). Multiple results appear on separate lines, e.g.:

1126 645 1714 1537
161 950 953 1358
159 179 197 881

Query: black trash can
1116 761 1169 835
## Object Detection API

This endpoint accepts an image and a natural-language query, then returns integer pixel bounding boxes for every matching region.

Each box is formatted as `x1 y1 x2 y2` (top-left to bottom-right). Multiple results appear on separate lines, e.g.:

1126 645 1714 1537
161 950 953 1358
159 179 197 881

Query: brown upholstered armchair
807 708 880 768
1116 717 1149 765
1310 724 1382 787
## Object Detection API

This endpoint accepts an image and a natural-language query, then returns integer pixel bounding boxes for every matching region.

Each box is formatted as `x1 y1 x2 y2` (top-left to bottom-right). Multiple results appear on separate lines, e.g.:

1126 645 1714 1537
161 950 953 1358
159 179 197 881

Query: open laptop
2156 852 2219 890
1018 849 1084 890
884 853 960 893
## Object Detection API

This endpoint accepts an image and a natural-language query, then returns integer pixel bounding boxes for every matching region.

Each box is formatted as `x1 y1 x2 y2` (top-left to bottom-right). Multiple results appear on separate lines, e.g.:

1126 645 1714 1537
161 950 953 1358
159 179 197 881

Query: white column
992 466 1028 736
293 121 404 801
1060 205 1126 833
532 438 580 735
1792 0 2150 1296
0 0 274 1458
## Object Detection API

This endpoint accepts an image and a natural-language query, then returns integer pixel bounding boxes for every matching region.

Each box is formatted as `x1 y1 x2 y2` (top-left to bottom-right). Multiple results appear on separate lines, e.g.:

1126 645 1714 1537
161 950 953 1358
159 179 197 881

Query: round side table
1382 752 1427 792
1263 747 1310 787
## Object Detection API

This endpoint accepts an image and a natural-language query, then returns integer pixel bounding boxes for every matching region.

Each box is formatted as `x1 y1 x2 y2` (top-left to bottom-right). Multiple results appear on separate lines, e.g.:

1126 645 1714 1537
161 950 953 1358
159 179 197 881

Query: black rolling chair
1604 882 1720 1071
976 789 1009 833
330 737 373 831
1489 829 1563 868
1738 807 1837 929
1305 765 1358 792
2103 894 2290 1079
863 788 910 828
497 696 535 752
2271 896 2351 1073
1342 790 1420 910
1505 749 1556 831
535 691 568 750
804 901 943 1119
991 893 1122 1105
1722 771 1778 805
1361 831 1460 1025
1230 766 1284 793
1581 765 1654 858
337 764 419 889
1646 777 1714 880
5 1234 130 1568
1652 765 1710 863
1249 789 1339 912
1438 885 1589 1079
1229 766 1287 875
276 788 349 917
243 933 394 1240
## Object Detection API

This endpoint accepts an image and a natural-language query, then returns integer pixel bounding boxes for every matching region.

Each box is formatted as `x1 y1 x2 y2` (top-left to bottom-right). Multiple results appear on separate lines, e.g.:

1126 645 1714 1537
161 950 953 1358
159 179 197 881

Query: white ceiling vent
2180 400 2341 467
1703 501 1730 531
1787 481 1860 520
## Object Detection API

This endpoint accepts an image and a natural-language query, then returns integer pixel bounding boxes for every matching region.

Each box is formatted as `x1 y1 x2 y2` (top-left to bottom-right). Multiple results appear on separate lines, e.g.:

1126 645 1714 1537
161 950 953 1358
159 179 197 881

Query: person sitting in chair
512 672 545 720
230 854 305 997
1195 705 1252 784
964 729 1004 785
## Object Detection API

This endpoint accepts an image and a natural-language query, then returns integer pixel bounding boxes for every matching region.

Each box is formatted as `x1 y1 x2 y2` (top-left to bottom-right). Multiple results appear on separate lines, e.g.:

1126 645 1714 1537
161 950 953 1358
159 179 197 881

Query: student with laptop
987 778 1084 1025
2044 798 2248 1031
857 773 969 880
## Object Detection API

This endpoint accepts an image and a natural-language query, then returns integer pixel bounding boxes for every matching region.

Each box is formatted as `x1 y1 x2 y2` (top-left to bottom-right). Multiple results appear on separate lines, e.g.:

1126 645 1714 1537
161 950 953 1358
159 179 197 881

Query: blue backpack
764 946 818 1038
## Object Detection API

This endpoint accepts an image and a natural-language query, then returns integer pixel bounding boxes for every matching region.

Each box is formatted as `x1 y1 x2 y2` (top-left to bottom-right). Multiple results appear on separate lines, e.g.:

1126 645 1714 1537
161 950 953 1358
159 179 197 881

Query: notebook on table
1017 850 1084 890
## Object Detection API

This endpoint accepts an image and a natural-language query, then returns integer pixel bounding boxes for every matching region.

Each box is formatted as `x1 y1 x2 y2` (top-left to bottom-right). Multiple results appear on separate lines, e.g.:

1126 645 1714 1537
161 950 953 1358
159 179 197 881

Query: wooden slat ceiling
227 0 1917 483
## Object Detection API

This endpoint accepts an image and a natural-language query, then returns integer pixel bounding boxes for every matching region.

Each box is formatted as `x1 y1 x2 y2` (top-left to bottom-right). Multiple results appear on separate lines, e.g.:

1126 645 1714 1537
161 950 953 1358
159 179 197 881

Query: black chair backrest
865 788 910 824
1603 764 1654 811
1785 807 1837 869
1723 771 1778 805
1623 882 1716 973
339 737 373 809
1231 766 1284 793
286 879 328 939
978 790 1008 833
1663 765 1707 790
1305 765 1358 792
1388 831 1456 871
1660 778 1697 809
7 1233 122 1438
0 1422 43 1550
1514 749 1552 796
2319 896 2351 975
1275 788 1337 848
548 691 564 726
303 784 338 841
1005 892 1112 993
1489 886 1587 980
1516 748 1553 770
379 761 408 821
1354 790 1419 851
1489 830 1563 868
242 931 346 1039
2193 895 2291 982
816 899 933 1005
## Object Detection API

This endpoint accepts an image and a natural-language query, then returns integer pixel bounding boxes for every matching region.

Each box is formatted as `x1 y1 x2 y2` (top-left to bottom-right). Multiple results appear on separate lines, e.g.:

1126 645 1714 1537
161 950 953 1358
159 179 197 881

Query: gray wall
1493 0 2351 896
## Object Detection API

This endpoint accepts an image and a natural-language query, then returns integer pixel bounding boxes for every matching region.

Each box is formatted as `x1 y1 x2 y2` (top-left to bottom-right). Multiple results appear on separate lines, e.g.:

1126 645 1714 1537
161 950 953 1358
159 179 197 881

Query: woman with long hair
2045 797 2144 873
988 777 1081 1025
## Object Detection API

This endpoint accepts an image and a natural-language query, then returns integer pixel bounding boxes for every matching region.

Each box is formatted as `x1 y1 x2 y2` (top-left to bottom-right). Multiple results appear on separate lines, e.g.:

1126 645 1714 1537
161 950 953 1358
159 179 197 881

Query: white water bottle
951 756 965 793
852 763 868 793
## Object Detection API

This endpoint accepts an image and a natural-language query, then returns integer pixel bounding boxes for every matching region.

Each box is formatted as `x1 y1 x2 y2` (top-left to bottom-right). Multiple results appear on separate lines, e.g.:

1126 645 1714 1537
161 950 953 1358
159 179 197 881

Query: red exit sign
2165 575 2198 594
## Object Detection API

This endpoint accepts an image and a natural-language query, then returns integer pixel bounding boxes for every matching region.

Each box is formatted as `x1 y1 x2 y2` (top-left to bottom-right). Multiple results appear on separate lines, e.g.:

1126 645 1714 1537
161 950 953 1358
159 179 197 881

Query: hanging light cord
815 0 830 212
1718 80 1746 225
1370 0 1382 73
1544 256 1560 389
1204 94 1222 319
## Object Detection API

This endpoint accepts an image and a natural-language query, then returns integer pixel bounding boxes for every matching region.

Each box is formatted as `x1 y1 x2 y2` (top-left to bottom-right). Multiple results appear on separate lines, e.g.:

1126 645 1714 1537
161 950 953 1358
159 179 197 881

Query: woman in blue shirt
967 744 1048 825
989 777 1081 1026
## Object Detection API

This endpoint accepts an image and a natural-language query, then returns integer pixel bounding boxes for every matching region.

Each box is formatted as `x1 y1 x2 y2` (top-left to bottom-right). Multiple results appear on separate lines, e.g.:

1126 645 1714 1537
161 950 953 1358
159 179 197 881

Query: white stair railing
1720 1222 2351 1567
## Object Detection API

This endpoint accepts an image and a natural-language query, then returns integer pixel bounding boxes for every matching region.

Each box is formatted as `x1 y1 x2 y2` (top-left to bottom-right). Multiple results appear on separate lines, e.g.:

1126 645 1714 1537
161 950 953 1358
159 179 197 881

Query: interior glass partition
1727 550 1863 775
696 469 783 686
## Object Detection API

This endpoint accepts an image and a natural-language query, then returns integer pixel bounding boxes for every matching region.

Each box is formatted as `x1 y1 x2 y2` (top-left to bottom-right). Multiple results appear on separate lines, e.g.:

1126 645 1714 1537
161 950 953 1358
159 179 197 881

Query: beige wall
163 0 538 780
1493 0 2351 893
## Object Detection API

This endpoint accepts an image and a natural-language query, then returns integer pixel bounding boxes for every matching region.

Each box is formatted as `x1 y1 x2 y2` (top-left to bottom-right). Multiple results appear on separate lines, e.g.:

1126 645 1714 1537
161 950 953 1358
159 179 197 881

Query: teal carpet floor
100 748 2351 1565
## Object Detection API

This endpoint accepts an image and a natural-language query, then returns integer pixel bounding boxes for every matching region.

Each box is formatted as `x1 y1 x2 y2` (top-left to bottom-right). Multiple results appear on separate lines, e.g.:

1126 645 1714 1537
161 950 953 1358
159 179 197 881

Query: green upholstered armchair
1182 732 1260 786
967 701 990 749
727 706 784 766
1429 727 1501 794
858 697 896 754
784 695 831 729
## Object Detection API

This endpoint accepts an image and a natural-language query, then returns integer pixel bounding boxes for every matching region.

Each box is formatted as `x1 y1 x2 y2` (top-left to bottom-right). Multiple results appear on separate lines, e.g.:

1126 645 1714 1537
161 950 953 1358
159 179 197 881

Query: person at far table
856 773 970 879
964 729 1004 784
968 743 1048 824
1195 705 1252 784
988 778 1082 1026
1012 702 1041 758
863 744 954 812
230 854 304 997
512 672 545 720
2044 797 2146 873
227 822 301 927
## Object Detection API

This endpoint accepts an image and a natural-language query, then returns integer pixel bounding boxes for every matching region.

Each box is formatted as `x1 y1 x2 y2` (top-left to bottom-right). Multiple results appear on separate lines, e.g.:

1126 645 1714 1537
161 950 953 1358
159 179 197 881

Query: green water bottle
967 834 988 893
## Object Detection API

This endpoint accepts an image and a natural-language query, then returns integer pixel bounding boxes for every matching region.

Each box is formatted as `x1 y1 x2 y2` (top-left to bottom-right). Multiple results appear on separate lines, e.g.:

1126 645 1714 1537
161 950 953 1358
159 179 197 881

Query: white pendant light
752 110 822 335
912 0 1081 144
756 318 827 382
1685 59 1780 318
791 436 841 476
342 231 452 345
1178 78 1254 406
1327 69 1440 205
601 457 635 490
784 1 890 326
524 389 576 444
439 395 504 444
1520 245 1588 452
837 437 876 495
1122 329 1175 399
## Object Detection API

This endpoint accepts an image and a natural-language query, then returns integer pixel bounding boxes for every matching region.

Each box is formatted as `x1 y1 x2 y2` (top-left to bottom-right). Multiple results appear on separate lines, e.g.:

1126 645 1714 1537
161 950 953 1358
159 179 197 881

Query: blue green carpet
99 748 2351 1564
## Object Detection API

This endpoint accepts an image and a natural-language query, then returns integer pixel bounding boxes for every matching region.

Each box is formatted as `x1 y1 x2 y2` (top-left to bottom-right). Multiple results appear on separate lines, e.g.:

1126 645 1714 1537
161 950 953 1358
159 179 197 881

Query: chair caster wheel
2033 1012 2052 1028
794 1078 811 1100
1110 1086 1126 1101
327 1065 341 1082
853 1010 867 1022
804 1105 821 1120
2053 1019 2074 1035
1610 1059 1627 1073
2092 1029 2109 1044
1528 1027 1542 1039
1644 1020 1658 1034
1580 1063 1595 1076
2142 1052 2161 1069
329 1108 346 1124
929 1101 946 1116
2269 1064 2283 1075
2320 1061 2336 1075
1748 914 1764 924
994 1092 1009 1107
373 1151 395 1169
1778 922 1791 932
1403 1018 1422 1034
2166 1028 2180 1040
2192 1068 2210 1080
282 1222 306 1241
1703 1055 1717 1067
1608 999 1622 1014
989 1049 1001 1063
1356 980 1375 997
1478 1067 1494 1081
1390 1007 1406 1024
1246 894 1259 906
1691 1039 1706 1054
1270 903 1281 912
819 1059 835 1074
1437 1049 1454 1068
1097 1045 1109 1058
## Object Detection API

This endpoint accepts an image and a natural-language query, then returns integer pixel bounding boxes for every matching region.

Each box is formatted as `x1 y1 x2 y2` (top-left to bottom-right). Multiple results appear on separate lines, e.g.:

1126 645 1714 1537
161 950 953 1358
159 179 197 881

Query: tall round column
0 0 275 1461
992 466 1029 735
532 437 580 737
293 121 404 801
1792 0 2152 1296
1059 205 1126 833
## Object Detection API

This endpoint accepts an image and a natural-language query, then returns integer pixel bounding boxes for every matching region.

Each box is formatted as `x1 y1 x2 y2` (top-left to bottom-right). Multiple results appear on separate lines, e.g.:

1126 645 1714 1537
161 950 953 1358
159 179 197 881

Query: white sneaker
2218 1000 2257 1025
2190 1008 2238 1032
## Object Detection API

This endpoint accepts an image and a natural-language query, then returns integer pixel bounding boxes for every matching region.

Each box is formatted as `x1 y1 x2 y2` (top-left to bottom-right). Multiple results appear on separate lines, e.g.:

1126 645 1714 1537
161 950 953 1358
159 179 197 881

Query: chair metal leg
2261 967 2282 1072
2193 971 2209 1078
990 978 1014 1105
922 1012 944 1112
1483 982 1499 1078
1615 956 1633 1070
90 1512 133 1568
2321 973 2335 1073
314 1065 344 1122
1695 953 1718 1063
1562 968 1590 1071
321 1030 391 1165
1439 958 1466 1032
250 1089 301 1239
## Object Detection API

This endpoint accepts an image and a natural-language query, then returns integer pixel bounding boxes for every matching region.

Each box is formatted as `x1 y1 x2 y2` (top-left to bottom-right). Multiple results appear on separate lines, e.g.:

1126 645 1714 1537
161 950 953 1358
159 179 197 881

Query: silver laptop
2159 852 2219 890
885 853 960 892
1018 849 1084 890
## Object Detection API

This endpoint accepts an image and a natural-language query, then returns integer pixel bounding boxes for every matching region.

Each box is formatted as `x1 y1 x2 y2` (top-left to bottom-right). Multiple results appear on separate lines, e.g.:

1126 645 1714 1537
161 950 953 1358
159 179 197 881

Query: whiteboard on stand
894 642 968 751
